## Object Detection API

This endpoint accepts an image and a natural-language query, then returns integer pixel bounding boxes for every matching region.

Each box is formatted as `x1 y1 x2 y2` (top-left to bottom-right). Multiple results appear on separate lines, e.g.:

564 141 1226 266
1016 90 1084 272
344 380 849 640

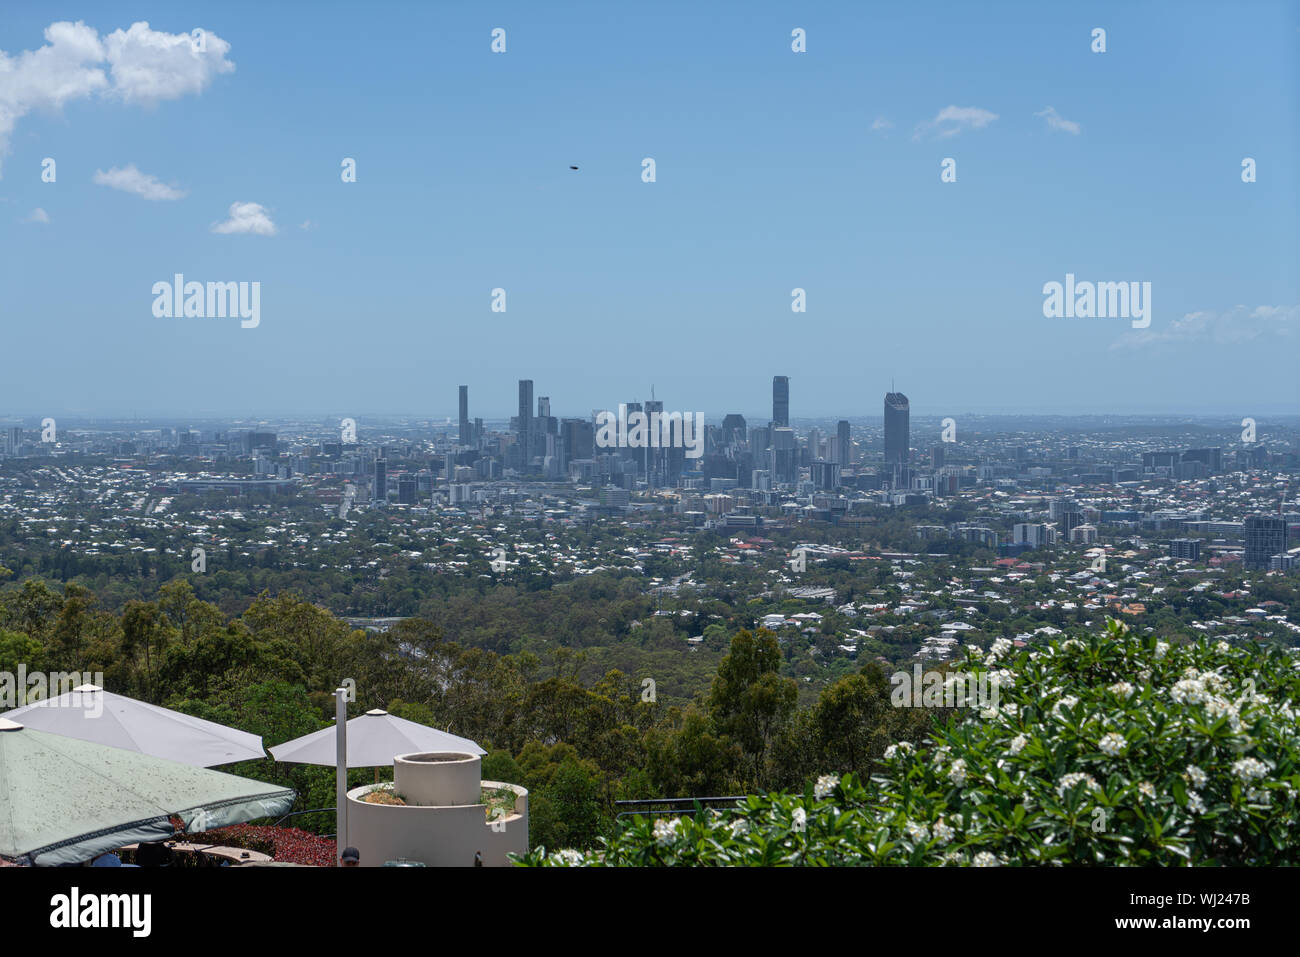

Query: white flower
947 759 968 787
1187 790 1206 814
1246 787 1271 805
1155 641 1169 659
1232 757 1268 782
791 807 807 831
1137 669 1152 682
1098 732 1127 757
1056 772 1099 798
884 741 915 761
904 820 930 843
814 774 839 799
1185 764 1207 788
1137 781 1155 798
653 817 682 846
986 638 1012 662
1108 681 1135 699
966 646 984 660
933 818 955 845
1215 641 1230 653
1009 734 1028 755
1051 695 1080 718
552 848 585 865
972 852 1000 867
1060 638 1084 652
729 818 750 838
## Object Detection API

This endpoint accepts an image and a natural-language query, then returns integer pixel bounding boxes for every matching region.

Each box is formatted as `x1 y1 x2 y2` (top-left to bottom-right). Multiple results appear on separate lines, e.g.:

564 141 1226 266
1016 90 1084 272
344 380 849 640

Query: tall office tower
809 428 823 460
884 391 910 466
771 426 797 484
772 376 790 428
374 459 387 502
643 399 665 486
538 396 551 419
721 414 747 447
931 444 946 469
458 386 470 445
837 420 851 466
517 379 534 463
1244 515 1288 570
473 417 483 444
562 418 595 460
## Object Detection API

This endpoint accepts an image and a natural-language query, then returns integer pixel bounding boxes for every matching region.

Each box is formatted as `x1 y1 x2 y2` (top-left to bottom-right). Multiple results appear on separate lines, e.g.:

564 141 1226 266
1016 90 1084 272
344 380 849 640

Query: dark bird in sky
569 165 579 170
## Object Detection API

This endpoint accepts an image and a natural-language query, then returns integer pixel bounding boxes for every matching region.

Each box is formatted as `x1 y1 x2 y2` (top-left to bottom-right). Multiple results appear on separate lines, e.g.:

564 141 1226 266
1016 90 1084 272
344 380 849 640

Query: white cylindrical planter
394 751 480 806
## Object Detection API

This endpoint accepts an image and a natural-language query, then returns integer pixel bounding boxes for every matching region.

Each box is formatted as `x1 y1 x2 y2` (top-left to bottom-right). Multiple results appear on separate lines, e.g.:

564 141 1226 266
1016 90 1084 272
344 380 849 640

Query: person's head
341 846 360 867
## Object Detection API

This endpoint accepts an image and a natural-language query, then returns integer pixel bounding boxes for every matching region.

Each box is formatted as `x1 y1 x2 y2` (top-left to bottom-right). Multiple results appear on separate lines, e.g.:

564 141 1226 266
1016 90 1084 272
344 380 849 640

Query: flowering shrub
187 825 337 867
518 620 1300 866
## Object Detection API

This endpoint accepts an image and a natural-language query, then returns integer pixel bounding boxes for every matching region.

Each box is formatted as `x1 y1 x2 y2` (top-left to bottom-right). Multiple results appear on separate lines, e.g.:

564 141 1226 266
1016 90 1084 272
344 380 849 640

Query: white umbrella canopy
0 718 294 866
0 684 266 767
269 709 485 767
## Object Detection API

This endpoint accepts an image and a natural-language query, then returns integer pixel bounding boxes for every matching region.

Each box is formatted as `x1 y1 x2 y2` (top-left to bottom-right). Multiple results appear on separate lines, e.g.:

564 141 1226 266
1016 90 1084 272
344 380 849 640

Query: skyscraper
836 420 850 466
517 379 534 464
458 385 470 446
374 459 387 502
884 391 910 466
772 376 789 428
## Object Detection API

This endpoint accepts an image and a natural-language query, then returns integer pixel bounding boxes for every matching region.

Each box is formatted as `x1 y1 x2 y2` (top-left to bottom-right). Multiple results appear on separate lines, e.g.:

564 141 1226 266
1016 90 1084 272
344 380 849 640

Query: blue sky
1 0 1296 420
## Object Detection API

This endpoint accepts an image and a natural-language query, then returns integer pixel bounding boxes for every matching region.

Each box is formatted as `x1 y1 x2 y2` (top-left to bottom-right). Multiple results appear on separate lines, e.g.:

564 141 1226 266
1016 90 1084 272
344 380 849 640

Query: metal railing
613 796 748 821
270 807 336 838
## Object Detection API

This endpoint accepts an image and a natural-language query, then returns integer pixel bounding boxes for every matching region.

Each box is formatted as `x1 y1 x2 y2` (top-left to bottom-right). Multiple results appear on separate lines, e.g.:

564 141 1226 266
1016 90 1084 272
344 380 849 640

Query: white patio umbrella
0 718 294 866
0 684 266 767
269 709 484 767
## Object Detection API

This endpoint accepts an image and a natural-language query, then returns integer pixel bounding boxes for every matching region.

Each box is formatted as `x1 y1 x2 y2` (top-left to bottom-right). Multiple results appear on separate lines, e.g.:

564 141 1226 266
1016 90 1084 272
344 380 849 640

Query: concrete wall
345 778 528 868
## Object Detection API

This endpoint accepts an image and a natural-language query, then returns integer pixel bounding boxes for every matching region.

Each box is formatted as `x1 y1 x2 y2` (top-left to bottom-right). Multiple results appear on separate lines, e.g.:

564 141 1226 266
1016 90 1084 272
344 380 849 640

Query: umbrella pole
336 688 348 865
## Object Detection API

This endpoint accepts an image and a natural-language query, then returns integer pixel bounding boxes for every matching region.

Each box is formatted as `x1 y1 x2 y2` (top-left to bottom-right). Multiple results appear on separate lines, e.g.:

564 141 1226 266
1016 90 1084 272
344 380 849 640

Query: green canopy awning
0 719 294 866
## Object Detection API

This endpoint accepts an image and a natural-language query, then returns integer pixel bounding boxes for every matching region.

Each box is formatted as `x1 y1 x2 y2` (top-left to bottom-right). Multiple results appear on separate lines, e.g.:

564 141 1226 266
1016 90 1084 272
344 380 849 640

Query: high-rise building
1244 515 1287 570
721 414 747 447
884 391 910 468
517 379 534 464
374 459 387 502
458 386 470 445
397 476 417 505
771 426 797 484
772 376 789 429
836 420 851 467
1170 539 1201 561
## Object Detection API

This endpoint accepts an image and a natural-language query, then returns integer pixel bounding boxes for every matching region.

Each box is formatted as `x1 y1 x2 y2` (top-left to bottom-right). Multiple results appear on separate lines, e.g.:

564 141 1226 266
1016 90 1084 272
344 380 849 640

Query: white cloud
102 22 233 105
1035 106 1081 135
914 105 998 140
212 201 276 236
871 116 893 132
1111 304 1299 350
0 21 233 175
93 163 186 200
23 207 49 223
